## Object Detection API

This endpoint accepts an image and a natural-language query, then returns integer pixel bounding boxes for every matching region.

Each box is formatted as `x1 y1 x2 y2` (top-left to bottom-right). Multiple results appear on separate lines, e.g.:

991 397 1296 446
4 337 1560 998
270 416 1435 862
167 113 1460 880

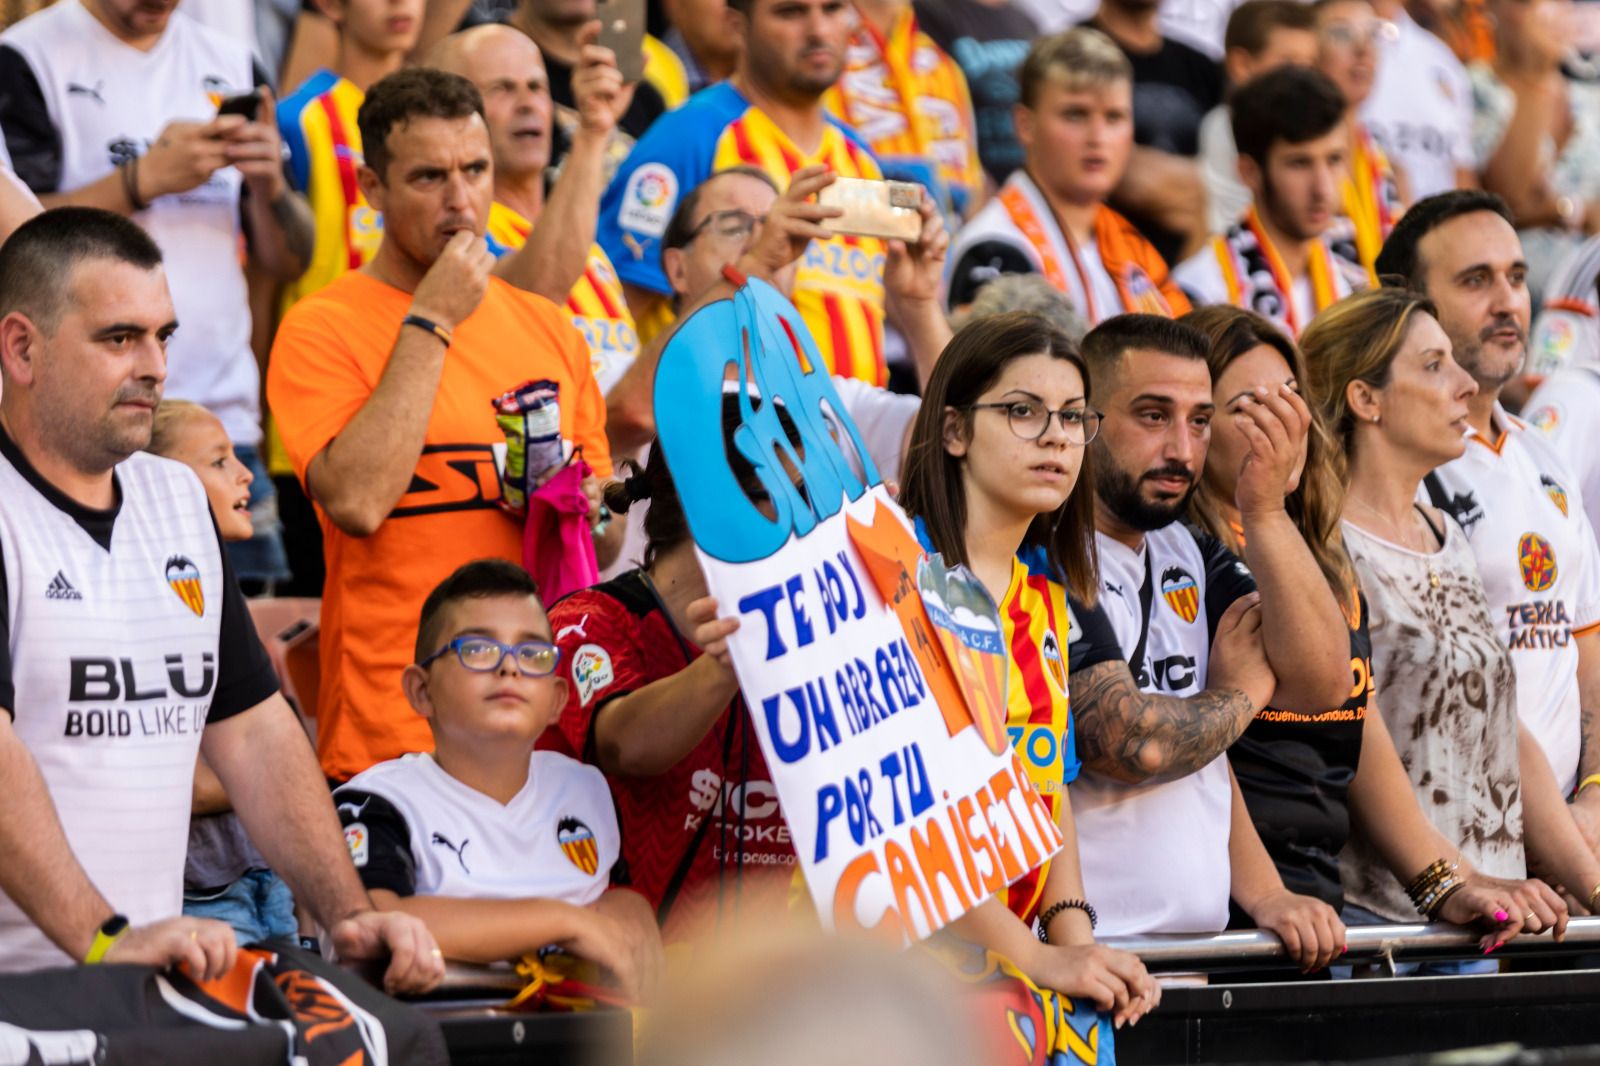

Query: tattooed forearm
1069 660 1257 784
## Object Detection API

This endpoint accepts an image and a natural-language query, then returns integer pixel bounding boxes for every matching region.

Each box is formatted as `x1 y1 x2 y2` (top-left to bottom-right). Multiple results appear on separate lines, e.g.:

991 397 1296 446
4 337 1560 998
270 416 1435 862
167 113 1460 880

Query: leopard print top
1338 514 1527 921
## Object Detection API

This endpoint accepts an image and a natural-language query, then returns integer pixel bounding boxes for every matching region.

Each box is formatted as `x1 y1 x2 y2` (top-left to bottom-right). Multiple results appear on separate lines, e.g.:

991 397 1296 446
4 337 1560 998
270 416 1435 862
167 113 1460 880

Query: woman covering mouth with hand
1186 303 1562 974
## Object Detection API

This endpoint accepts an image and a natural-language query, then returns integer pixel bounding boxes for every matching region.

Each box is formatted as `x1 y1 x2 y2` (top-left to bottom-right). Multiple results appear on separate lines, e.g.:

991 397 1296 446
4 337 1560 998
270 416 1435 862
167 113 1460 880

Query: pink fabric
523 459 599 603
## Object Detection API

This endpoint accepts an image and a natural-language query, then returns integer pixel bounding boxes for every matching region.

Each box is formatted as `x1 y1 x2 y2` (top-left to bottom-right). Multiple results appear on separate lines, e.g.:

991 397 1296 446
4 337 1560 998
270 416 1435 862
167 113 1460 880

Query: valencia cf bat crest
165 555 204 616
1160 566 1199 624
557 816 599 876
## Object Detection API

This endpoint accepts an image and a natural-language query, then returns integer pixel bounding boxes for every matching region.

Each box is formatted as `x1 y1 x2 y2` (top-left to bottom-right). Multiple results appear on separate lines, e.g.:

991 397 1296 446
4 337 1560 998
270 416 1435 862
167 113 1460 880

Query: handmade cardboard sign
653 279 1061 944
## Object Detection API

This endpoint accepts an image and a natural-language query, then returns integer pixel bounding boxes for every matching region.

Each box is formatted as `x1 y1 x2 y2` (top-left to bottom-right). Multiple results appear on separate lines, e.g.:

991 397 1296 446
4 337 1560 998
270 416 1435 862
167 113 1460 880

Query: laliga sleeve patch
619 163 679 239
572 643 616 706
345 823 369 867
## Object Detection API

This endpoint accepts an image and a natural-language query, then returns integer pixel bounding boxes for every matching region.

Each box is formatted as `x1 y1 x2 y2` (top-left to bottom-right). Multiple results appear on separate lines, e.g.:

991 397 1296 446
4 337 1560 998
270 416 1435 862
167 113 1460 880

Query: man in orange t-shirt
268 68 619 782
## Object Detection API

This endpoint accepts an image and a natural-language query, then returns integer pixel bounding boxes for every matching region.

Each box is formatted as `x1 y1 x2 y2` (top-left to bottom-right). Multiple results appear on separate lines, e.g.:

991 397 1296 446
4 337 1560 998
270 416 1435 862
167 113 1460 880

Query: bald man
432 24 641 446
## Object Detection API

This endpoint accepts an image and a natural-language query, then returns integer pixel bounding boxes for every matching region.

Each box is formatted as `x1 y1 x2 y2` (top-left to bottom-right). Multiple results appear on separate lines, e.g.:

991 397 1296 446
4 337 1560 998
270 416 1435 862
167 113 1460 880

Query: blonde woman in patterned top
1303 287 1593 969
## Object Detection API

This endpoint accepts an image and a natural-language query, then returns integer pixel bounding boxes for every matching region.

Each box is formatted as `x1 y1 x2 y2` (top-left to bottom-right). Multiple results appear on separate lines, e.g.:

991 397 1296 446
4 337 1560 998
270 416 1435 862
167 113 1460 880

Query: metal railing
1102 916 1600 973
423 917 1600 994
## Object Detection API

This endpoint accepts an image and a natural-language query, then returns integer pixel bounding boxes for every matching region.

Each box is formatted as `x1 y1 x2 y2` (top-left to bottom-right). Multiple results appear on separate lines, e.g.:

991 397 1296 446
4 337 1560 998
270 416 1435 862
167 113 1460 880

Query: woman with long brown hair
1186 304 1555 964
1299 289 1586 966
899 310 1159 1030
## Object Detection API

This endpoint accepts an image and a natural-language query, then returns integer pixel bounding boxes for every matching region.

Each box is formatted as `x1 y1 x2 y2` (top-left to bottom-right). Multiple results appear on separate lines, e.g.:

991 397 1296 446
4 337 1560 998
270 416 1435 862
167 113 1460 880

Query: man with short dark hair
1069 312 1351 949
1378 191 1600 869
268 68 620 784
0 207 442 990
1176 65 1368 338
1199 0 1319 231
597 0 894 385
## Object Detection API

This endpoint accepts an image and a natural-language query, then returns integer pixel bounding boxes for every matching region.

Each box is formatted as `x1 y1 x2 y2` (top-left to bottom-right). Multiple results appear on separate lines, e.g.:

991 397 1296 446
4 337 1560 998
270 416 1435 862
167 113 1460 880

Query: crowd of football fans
6 0 1600 1051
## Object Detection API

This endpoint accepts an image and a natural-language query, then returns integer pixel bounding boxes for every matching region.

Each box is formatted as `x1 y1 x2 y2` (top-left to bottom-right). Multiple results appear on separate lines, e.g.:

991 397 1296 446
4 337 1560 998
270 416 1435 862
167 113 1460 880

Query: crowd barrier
418 920 1600 1065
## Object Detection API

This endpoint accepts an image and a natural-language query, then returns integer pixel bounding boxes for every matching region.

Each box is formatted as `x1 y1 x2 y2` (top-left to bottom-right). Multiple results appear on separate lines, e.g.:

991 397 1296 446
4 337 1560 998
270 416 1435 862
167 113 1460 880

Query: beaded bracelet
1405 858 1457 912
1038 899 1097 943
1419 877 1466 920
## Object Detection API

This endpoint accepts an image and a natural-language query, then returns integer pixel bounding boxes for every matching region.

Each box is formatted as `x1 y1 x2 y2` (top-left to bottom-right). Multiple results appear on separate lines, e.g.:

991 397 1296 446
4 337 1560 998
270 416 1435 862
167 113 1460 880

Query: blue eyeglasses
419 636 562 677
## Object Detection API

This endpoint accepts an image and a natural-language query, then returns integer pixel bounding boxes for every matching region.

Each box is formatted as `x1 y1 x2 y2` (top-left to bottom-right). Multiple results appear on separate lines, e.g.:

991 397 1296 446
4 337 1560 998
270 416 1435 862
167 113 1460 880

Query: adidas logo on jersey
45 571 82 600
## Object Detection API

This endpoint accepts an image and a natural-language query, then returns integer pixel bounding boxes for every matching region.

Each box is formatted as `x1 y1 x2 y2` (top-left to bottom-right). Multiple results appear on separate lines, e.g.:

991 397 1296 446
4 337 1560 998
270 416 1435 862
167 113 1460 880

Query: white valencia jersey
336 752 620 906
1 1 260 443
1425 409 1600 793
1526 235 1600 377
1071 524 1254 935
1526 368 1600 541
0 449 225 971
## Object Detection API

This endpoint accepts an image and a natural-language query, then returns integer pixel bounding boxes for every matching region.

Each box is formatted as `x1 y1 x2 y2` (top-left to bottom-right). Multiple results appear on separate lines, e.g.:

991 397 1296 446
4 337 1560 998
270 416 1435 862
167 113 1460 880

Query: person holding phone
0 0 315 591
597 0 897 386
508 0 671 141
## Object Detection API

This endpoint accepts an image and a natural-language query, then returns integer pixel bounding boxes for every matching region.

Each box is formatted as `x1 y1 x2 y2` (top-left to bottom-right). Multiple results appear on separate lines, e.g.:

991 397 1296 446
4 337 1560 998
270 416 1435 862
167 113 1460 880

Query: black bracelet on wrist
401 313 452 347
1037 898 1098 943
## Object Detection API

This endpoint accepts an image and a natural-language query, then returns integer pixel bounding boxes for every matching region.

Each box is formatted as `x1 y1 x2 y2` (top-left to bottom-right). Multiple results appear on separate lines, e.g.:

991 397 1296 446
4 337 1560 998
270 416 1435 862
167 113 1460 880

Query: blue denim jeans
183 869 298 946
1330 902 1497 979
225 444 292 586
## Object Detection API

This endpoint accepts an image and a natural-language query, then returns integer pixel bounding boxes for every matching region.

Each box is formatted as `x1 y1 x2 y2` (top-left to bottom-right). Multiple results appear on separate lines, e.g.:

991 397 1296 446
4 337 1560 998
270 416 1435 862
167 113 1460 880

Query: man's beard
1449 313 1525 388
1097 457 1196 532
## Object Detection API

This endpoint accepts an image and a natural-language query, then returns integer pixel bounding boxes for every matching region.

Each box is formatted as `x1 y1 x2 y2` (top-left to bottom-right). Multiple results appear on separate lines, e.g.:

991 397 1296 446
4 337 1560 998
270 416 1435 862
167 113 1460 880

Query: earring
1372 414 1381 425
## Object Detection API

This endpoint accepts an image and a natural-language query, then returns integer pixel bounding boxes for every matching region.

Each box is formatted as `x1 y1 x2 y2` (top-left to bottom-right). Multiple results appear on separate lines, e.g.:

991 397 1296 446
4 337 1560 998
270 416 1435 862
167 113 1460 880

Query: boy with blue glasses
335 559 661 998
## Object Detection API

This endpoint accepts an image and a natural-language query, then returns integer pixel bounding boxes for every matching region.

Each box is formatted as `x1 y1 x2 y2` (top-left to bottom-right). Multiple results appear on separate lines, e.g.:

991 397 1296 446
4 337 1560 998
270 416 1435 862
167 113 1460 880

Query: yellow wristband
1577 774 1600 799
84 914 129 964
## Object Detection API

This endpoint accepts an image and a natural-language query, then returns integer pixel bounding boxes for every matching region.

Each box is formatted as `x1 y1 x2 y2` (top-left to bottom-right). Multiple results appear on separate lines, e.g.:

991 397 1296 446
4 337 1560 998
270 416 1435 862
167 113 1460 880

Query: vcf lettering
69 653 217 702
1135 654 1197 692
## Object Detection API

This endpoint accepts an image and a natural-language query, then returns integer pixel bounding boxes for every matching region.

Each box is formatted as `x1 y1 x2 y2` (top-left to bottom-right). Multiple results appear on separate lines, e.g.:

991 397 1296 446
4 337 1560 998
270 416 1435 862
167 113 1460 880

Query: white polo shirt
1070 523 1255 936
1425 408 1600 793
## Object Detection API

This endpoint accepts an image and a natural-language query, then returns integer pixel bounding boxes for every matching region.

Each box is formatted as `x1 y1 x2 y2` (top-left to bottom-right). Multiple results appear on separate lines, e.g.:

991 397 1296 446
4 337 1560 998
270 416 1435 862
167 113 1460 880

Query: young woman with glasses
899 311 1160 1036
1184 304 1554 966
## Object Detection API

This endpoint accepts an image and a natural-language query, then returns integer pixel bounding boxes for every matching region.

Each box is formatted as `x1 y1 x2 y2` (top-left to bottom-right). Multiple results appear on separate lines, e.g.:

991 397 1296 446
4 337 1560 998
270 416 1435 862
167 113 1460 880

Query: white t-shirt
1340 517 1527 920
336 751 621 906
1527 367 1600 540
1361 10 1475 201
1071 524 1256 936
1426 409 1600 793
0 1 262 444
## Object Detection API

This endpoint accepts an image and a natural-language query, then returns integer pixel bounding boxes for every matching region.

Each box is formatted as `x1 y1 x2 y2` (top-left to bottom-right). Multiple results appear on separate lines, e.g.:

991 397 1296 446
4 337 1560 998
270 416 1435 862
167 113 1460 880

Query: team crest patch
164 555 204 616
1518 532 1558 592
572 644 614 706
1528 405 1561 434
1160 566 1199 624
1040 630 1068 696
344 822 368 867
1541 474 1570 517
619 163 678 239
557 816 600 876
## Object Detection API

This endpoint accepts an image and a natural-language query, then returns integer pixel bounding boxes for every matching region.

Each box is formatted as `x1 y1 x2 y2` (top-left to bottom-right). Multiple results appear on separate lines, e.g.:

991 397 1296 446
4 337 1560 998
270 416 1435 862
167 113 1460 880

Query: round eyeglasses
963 401 1103 444
419 636 562 677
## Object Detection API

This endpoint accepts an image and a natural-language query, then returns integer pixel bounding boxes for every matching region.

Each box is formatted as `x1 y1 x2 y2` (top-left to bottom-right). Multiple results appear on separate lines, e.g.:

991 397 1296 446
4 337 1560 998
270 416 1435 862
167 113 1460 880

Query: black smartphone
595 0 646 83
217 88 264 120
